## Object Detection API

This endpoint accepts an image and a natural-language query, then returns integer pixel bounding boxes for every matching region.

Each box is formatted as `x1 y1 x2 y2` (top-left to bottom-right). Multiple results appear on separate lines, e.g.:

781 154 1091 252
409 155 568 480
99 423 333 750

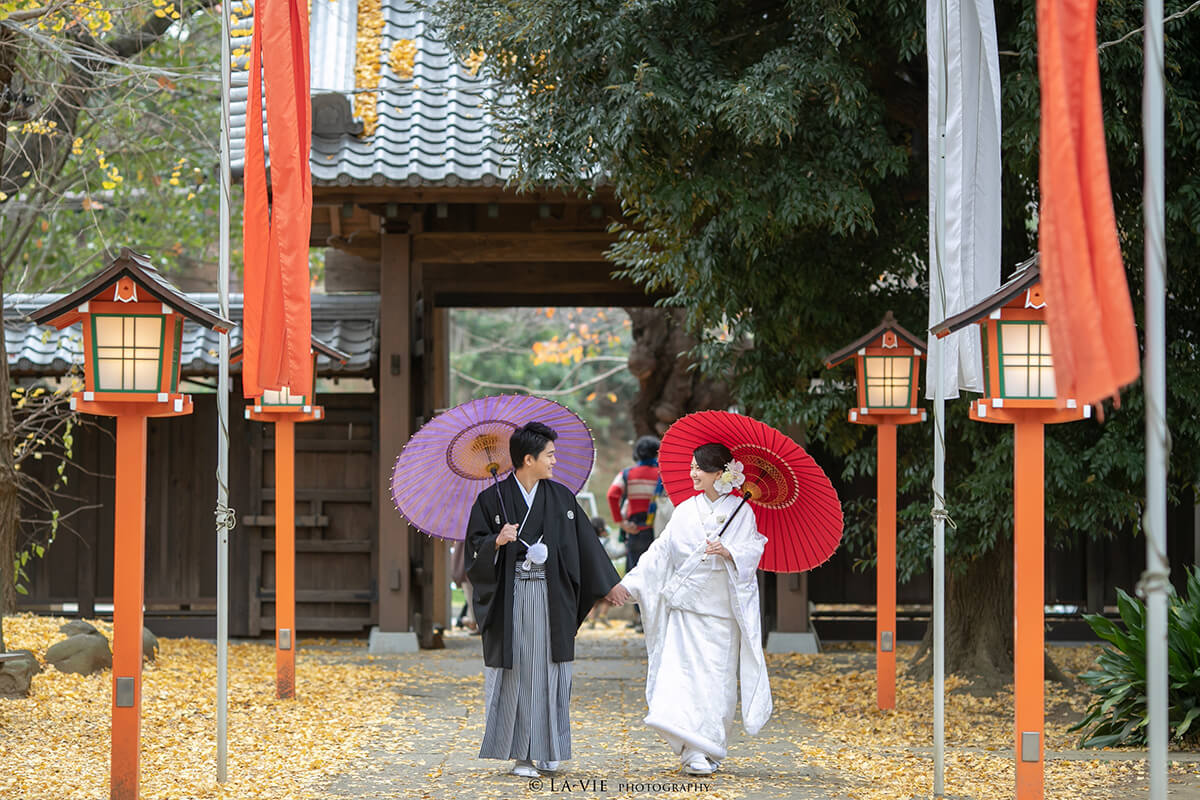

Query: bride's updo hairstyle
693 442 733 473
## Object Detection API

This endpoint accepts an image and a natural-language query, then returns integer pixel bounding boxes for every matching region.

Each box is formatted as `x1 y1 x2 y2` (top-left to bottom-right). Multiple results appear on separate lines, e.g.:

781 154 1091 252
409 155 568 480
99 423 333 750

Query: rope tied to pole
1136 568 1172 600
929 487 958 530
214 504 237 532
929 507 958 530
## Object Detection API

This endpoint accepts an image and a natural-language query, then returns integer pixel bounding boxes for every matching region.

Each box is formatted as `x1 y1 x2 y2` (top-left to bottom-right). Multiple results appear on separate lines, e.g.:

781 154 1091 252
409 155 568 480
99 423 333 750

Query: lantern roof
823 310 926 368
230 335 351 366
28 248 234 333
931 255 1040 338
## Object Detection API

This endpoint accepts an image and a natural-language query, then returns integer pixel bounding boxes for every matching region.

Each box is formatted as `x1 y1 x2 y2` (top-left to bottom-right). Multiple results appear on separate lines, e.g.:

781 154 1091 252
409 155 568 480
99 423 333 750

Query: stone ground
305 626 1200 800
315 626 848 800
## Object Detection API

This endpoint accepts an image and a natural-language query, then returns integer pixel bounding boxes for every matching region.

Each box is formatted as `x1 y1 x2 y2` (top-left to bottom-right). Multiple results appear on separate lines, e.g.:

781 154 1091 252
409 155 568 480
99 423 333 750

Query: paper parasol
390 394 594 540
659 410 843 572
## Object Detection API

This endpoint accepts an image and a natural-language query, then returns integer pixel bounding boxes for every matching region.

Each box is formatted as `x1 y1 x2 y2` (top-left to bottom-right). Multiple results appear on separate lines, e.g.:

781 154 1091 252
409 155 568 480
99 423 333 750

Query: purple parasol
390 394 595 541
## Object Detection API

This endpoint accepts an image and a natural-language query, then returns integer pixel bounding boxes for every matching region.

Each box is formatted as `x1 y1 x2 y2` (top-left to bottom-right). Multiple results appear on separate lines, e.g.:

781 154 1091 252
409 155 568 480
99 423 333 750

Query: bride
609 442 772 776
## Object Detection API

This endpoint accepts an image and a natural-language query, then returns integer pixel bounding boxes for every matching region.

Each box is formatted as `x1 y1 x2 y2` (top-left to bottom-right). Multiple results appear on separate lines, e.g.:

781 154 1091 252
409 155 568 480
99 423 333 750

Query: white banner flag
927 0 1002 398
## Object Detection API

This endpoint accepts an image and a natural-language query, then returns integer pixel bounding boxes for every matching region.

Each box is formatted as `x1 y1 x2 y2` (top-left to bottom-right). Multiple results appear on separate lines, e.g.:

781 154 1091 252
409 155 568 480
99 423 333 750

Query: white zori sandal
683 752 714 776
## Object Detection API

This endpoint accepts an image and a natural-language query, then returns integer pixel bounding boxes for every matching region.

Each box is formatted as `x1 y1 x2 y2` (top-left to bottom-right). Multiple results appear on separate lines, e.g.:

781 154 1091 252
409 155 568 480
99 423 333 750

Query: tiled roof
230 0 513 187
6 293 378 378
29 248 233 333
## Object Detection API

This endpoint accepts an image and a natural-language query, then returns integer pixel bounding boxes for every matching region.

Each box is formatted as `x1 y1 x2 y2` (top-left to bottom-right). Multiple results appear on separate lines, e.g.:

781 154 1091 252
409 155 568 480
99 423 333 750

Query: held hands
605 583 632 607
619 519 640 534
496 523 519 546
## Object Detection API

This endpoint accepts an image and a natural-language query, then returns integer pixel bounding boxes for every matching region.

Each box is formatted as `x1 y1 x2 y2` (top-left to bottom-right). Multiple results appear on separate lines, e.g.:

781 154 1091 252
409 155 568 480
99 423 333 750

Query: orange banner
242 0 313 400
1037 0 1139 405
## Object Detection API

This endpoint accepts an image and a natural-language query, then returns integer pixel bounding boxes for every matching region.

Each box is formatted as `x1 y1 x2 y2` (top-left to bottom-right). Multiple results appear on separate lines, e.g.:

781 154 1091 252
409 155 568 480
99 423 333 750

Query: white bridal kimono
620 492 772 761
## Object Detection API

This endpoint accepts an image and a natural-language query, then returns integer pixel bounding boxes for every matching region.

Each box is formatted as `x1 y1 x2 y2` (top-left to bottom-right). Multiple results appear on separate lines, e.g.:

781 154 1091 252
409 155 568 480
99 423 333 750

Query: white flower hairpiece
713 459 745 496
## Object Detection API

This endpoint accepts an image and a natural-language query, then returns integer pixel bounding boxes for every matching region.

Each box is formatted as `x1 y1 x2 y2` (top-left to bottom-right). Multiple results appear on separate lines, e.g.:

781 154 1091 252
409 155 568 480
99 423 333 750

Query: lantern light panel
864 355 914 408
998 321 1056 399
93 314 165 392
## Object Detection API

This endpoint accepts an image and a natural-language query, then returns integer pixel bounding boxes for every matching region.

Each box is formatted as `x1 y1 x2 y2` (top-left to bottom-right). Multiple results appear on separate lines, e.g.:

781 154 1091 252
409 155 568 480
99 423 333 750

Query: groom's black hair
510 420 558 469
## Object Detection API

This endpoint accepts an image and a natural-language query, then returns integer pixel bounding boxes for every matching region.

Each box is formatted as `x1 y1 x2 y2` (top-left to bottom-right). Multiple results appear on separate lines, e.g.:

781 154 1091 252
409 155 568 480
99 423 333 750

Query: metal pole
932 359 946 800
1143 0 1168 795
932 0 949 791
216 0 234 782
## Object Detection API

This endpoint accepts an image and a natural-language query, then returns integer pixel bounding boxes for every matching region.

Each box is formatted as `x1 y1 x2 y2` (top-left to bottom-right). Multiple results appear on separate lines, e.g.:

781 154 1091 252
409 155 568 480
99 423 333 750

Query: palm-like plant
1073 567 1200 747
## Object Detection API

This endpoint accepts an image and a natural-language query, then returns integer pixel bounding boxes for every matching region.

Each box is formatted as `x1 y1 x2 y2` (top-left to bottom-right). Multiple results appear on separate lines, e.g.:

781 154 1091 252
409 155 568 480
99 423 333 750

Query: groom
465 421 625 778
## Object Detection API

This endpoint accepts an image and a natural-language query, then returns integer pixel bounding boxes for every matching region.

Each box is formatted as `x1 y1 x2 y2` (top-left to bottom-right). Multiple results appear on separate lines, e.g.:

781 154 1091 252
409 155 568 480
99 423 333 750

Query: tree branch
452 362 630 396
0 0 220 197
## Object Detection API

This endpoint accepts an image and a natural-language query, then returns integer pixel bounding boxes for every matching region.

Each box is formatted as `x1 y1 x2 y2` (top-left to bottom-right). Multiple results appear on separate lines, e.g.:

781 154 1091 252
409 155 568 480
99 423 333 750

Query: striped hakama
478 561 573 761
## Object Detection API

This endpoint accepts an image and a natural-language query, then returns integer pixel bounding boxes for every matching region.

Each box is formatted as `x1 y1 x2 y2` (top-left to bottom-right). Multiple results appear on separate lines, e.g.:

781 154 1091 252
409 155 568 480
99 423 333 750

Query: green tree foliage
1 0 227 288
432 0 1200 588
0 0 225 610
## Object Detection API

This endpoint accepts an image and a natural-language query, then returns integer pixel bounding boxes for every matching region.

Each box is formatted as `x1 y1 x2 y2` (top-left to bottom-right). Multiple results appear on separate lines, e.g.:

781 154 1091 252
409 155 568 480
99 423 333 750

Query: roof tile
230 0 513 187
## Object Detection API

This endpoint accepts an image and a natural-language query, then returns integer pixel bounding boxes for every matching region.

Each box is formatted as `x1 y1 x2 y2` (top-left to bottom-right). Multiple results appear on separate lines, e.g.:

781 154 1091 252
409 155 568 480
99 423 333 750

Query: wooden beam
323 249 380 293
430 308 451 632
241 514 329 528
413 232 615 263
377 230 414 634
776 572 811 633
421 261 655 307
261 616 372 632
313 185 618 206
323 231 381 261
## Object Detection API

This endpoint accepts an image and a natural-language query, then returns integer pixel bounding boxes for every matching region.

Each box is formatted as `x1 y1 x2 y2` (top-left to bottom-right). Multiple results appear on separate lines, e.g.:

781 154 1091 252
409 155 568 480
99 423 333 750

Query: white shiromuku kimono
620 492 772 761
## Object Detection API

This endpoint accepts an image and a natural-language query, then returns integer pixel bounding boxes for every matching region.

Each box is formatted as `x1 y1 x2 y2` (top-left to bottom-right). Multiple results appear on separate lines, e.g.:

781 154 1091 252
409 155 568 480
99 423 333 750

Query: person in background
606 435 663 633
586 515 618 628
450 542 477 633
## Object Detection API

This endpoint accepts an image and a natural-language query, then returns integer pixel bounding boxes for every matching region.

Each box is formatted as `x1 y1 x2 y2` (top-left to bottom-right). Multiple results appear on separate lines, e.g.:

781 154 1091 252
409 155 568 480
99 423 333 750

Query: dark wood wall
800 502 1198 640
17 392 377 638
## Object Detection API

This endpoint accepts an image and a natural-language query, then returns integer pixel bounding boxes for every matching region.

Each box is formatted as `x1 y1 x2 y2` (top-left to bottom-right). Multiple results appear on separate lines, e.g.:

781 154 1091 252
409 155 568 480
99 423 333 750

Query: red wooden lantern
825 311 926 711
932 256 1090 425
30 248 232 800
932 255 1089 800
30 248 231 418
826 311 928 426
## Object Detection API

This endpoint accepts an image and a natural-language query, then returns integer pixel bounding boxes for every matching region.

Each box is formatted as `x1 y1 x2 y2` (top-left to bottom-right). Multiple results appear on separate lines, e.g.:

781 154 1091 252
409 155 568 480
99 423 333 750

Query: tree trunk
625 308 730 436
907 544 1070 689
1 30 16 620
0 282 18 614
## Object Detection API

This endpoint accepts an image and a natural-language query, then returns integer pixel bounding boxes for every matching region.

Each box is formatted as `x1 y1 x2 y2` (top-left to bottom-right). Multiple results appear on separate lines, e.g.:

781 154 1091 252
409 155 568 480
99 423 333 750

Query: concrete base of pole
765 631 821 654
368 628 420 654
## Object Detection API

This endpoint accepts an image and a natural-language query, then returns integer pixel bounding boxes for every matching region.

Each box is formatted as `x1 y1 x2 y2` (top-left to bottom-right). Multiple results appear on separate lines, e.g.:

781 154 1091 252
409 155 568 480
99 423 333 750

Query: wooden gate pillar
371 229 419 653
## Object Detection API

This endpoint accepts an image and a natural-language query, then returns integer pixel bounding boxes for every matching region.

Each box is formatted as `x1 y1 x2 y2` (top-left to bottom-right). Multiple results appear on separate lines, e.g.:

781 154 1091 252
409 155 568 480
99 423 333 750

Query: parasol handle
489 466 510 525
715 492 752 539
702 490 753 561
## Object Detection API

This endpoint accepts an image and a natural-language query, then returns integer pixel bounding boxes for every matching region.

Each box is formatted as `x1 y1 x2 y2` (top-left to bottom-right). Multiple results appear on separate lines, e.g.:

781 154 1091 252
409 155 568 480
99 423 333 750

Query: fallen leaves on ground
1 614 414 800
3 615 1194 800
771 641 1193 800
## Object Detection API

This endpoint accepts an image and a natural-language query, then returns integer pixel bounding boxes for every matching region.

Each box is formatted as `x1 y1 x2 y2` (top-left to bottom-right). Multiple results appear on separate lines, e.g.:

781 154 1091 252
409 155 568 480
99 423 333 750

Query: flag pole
931 0 950 794
1142 0 1167 795
216 0 234 783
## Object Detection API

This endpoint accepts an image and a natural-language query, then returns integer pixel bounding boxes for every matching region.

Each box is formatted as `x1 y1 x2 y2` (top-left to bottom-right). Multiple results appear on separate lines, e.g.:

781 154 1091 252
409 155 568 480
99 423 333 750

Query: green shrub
1072 567 1200 748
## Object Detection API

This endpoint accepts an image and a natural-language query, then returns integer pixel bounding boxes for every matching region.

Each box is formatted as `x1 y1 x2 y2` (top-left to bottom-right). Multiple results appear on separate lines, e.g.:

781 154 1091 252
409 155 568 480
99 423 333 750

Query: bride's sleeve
723 506 767 584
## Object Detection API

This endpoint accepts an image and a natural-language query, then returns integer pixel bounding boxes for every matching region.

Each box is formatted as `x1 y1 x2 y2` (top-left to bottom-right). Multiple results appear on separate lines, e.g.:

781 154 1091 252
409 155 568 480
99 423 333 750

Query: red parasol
659 410 843 572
